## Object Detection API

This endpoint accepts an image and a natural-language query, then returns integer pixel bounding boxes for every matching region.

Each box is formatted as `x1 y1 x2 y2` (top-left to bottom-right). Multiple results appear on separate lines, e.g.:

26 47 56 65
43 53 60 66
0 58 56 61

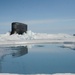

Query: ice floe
0 30 75 45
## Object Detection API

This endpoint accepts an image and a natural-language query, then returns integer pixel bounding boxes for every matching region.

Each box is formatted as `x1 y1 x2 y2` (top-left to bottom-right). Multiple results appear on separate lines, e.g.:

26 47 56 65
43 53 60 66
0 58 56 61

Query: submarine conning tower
10 22 27 35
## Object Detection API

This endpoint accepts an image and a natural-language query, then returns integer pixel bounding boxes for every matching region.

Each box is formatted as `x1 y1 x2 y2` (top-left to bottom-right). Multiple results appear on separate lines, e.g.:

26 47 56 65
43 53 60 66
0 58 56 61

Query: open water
0 43 75 74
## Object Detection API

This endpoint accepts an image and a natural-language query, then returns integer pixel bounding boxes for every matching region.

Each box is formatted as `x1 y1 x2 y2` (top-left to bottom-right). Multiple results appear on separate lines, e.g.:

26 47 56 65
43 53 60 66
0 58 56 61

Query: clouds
0 18 75 26
24 19 58 25
23 19 75 25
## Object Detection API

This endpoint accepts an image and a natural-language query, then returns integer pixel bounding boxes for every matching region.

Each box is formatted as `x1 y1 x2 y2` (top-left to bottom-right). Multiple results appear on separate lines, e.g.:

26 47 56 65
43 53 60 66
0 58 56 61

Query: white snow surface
0 30 75 45
0 73 75 75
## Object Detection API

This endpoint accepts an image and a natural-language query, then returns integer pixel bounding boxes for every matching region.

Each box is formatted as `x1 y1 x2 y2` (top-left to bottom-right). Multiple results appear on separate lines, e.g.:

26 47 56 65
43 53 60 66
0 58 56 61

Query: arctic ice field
0 31 75 75
0 30 75 46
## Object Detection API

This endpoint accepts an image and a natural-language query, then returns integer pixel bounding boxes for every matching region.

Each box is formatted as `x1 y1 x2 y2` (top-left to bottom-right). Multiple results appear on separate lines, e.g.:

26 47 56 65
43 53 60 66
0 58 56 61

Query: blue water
0 44 75 74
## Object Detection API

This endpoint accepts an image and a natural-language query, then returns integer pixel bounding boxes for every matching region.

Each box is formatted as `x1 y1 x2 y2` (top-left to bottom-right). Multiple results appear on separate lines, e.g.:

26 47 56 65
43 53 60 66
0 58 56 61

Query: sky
0 0 75 34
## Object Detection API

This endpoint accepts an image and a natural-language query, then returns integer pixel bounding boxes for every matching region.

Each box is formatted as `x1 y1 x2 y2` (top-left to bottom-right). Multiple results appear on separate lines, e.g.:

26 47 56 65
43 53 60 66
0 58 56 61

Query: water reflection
0 46 28 60
0 46 28 73
60 44 75 50
0 42 75 61
0 43 75 74
12 46 28 57
36 45 45 47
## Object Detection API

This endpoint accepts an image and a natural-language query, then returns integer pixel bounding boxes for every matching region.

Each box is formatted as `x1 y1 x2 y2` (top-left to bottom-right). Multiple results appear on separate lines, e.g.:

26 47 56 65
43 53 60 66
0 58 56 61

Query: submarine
10 22 28 35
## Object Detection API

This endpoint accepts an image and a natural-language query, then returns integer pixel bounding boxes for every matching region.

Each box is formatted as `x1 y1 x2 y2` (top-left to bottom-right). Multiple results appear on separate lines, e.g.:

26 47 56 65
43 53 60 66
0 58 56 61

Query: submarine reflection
0 46 28 73
0 46 28 60
12 46 28 57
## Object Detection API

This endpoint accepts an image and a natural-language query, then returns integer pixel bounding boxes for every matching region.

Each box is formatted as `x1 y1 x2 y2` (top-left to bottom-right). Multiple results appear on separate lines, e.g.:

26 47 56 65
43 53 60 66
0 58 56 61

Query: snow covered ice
0 30 75 45
0 73 75 75
0 30 75 51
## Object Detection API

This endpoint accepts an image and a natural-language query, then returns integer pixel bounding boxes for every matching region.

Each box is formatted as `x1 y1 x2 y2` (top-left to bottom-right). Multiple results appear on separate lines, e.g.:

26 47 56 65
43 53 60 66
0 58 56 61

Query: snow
0 73 75 75
0 30 75 45
0 30 75 50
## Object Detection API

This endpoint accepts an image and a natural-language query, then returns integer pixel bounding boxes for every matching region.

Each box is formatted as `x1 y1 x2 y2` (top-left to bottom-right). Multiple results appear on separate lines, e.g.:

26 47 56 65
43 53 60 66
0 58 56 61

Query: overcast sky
0 0 75 34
